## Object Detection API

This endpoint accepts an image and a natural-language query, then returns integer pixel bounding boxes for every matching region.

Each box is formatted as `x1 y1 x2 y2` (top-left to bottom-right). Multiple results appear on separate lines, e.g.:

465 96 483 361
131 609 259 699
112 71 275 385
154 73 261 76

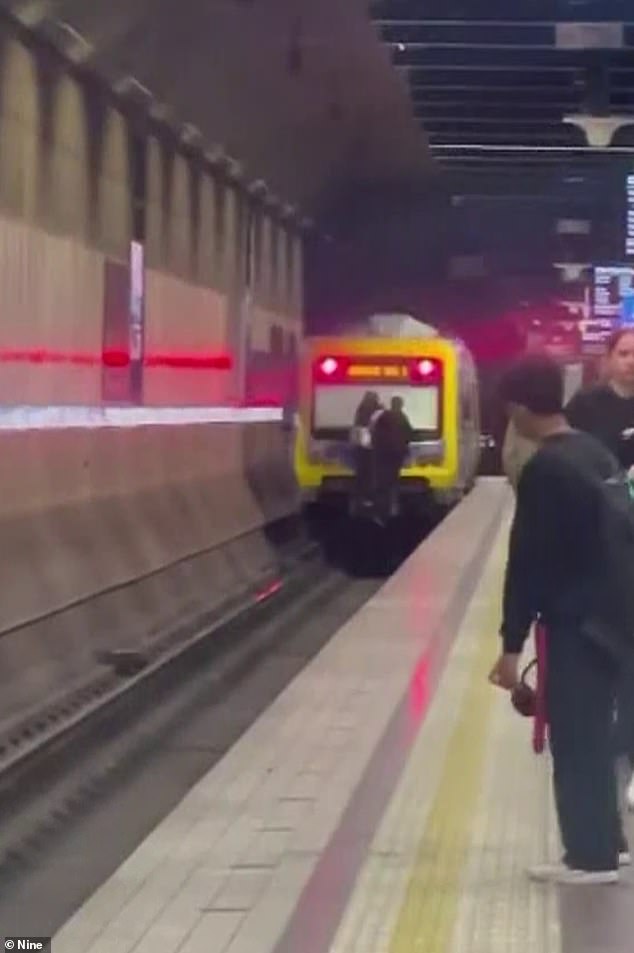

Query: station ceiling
369 0 634 199
2 0 431 216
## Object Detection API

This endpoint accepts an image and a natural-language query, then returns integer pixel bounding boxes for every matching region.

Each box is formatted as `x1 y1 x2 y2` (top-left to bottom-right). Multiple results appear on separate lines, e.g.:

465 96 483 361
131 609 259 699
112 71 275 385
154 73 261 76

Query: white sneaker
528 864 619 885
626 774 634 812
619 851 631 866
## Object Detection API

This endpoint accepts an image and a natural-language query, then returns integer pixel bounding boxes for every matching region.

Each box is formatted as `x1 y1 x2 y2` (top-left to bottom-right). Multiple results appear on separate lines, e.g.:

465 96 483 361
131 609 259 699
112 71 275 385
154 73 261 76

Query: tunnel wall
0 418 298 633
0 415 301 723
0 24 306 721
0 26 304 408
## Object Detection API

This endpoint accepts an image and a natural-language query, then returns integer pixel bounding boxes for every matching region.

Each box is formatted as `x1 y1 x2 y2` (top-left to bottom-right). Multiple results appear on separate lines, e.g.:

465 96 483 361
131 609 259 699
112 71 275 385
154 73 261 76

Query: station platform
53 478 634 953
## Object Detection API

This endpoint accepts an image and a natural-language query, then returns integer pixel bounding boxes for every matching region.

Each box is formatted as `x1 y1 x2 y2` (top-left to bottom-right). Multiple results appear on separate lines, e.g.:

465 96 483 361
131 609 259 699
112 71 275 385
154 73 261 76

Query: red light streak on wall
0 348 233 370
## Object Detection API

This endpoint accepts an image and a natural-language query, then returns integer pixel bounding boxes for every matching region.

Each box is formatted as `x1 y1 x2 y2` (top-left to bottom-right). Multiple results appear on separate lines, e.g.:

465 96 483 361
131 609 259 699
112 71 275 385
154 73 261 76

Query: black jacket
501 430 618 654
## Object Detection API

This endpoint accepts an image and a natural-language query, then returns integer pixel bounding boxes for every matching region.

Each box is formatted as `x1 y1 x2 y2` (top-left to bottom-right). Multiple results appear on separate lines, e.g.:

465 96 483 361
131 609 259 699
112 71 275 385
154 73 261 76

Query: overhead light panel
555 22 624 50
562 114 633 147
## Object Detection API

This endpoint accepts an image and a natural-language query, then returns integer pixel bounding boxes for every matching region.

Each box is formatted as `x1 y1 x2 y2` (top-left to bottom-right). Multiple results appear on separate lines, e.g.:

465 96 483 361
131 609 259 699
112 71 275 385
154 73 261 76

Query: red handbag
510 623 549 754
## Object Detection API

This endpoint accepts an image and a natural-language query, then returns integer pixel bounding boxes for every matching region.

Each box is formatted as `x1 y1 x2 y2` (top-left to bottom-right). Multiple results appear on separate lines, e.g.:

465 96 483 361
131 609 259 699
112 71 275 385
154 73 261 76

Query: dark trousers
374 454 404 519
615 664 634 768
546 624 625 871
352 448 374 507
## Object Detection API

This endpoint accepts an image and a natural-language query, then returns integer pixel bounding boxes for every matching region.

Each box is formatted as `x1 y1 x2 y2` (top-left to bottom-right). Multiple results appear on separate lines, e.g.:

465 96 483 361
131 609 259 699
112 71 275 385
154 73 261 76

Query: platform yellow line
388 592 500 953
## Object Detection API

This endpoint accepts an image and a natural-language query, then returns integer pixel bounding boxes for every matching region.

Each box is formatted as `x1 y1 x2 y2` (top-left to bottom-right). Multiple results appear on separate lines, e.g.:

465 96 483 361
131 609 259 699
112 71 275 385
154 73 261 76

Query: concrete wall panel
143 268 229 404
0 218 104 403
0 419 298 636
49 72 91 238
196 171 217 287
97 106 133 260
171 151 193 279
145 136 171 271
0 36 39 220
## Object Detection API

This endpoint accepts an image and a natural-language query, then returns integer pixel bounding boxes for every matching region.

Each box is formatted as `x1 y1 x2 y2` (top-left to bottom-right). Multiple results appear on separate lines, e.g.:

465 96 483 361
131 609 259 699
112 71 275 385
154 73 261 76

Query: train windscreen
313 384 439 432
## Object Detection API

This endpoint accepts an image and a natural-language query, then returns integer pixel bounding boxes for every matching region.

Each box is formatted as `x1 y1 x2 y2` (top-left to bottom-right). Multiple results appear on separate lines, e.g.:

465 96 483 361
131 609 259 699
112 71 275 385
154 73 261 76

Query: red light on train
417 359 435 377
410 357 441 383
320 357 339 376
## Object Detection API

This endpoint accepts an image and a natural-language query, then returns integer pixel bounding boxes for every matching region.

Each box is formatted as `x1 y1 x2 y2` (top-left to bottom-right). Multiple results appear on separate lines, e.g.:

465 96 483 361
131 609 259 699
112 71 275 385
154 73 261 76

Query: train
293 314 481 517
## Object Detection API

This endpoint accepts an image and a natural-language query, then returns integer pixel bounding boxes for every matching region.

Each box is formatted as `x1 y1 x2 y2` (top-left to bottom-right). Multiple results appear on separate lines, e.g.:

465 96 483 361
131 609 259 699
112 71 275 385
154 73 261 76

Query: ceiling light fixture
562 114 634 147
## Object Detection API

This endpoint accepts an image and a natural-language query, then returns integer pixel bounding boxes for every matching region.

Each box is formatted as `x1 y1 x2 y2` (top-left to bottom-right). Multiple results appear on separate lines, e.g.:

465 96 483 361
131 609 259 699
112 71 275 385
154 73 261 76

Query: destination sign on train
346 363 408 379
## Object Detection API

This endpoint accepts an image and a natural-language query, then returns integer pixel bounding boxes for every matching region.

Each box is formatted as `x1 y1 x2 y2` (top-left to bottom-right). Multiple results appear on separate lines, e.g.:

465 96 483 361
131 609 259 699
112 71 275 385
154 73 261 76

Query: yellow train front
294 331 481 517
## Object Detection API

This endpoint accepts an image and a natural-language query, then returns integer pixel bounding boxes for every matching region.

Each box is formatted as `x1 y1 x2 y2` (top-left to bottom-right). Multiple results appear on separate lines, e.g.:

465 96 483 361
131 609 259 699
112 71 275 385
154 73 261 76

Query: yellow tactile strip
329 513 561 953
387 533 502 953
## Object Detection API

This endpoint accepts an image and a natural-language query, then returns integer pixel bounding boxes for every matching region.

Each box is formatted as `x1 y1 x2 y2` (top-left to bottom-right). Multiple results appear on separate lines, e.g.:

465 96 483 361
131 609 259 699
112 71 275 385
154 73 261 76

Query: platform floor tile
328 514 562 953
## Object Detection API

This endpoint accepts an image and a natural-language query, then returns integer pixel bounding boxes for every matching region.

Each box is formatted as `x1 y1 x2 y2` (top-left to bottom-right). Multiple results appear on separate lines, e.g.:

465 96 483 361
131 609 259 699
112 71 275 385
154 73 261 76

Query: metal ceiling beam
374 20 634 28
394 43 614 53
395 47 634 67
412 103 578 115
435 160 618 169
403 65 579 76
430 143 634 153
370 0 633 197
410 84 578 94
411 76 634 91
428 134 584 146
448 191 603 202
416 108 634 122
421 114 580 124
410 86 634 100
369 0 632 21
419 119 585 129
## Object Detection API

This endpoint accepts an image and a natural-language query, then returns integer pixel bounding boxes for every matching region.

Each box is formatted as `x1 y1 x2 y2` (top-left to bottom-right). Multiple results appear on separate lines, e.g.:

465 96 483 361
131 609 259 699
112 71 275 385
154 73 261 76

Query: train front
294 333 455 514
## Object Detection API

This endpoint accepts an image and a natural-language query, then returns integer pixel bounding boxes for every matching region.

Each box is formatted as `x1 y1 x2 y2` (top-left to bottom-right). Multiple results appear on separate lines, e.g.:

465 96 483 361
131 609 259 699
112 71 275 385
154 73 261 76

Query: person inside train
371 396 414 522
489 354 630 885
350 391 382 515
564 327 634 811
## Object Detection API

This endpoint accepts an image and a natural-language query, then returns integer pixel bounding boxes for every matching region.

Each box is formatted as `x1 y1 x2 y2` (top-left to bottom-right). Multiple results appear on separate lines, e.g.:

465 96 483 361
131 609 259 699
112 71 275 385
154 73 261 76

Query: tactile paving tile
448 697 560 953
325 513 563 953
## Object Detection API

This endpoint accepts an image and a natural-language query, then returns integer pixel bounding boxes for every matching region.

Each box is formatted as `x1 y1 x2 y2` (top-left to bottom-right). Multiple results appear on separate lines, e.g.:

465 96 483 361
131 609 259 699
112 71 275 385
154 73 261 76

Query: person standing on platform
565 328 634 473
489 354 631 886
565 327 634 811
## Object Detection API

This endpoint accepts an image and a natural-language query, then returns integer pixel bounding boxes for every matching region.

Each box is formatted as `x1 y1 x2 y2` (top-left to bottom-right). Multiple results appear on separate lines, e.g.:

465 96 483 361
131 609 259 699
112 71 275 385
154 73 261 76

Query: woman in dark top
565 327 634 811
566 328 634 472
